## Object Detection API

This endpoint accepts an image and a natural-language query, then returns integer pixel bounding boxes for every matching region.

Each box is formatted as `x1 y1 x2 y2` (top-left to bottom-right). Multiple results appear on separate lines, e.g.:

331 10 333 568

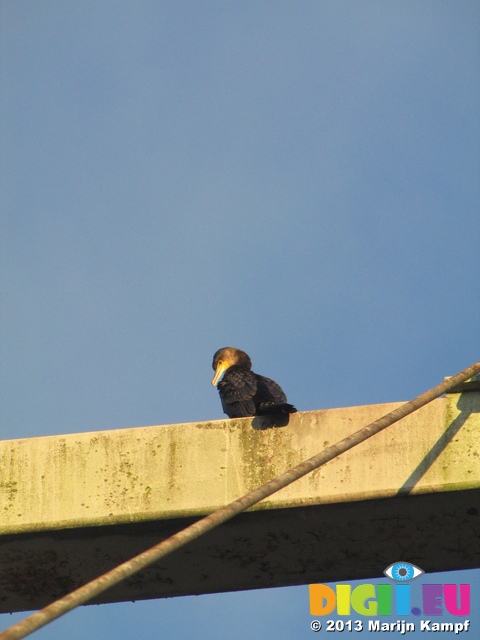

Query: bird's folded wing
218 369 257 402
254 374 288 404
218 369 257 417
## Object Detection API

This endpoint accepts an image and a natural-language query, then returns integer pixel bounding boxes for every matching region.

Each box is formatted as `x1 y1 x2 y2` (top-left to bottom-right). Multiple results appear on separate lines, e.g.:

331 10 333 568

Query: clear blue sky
1 2 479 638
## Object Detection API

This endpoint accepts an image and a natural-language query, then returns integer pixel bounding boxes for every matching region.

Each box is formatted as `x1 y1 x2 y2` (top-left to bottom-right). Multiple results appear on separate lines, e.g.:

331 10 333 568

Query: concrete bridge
0 384 478 613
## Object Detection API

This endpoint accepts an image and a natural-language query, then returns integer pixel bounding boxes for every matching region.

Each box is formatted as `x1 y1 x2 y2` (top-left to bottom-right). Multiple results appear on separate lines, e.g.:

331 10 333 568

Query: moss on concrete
0 395 478 536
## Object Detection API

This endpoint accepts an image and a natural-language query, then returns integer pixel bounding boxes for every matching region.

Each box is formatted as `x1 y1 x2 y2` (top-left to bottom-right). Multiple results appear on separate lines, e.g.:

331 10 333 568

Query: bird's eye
383 562 424 582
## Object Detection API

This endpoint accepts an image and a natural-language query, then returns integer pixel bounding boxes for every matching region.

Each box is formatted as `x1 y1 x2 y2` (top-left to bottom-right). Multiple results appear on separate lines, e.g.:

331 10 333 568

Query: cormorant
212 347 297 419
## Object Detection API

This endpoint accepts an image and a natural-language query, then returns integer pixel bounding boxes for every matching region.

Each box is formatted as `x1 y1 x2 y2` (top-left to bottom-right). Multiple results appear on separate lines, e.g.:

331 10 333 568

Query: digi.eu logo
309 562 470 617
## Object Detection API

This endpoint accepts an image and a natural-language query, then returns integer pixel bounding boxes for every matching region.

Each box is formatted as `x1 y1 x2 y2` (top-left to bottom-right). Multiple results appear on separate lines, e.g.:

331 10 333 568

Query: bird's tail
256 402 297 416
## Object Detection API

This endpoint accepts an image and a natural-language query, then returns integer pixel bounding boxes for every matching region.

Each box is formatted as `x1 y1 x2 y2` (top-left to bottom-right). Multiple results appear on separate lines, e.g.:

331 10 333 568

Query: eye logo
384 562 424 582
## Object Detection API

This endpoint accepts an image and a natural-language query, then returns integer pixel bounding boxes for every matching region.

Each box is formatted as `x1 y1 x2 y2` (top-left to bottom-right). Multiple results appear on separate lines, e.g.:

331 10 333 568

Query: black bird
212 347 297 419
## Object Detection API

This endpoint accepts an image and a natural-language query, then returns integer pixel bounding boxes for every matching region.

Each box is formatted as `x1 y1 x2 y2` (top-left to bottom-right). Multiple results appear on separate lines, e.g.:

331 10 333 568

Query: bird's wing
218 369 257 417
254 374 288 404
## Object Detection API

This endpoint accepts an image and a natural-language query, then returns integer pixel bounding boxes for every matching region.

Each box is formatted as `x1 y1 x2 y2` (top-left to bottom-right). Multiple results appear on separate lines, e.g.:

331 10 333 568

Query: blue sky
1 1 479 638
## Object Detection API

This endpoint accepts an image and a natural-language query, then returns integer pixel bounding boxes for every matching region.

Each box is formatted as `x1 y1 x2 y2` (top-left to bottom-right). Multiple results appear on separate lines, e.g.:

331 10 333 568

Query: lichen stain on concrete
167 438 178 492
1 397 478 539
307 467 323 492
91 437 142 512
1 553 77 604
438 393 480 486
53 439 68 464
0 481 18 510
237 423 295 491
196 421 225 430
143 485 152 507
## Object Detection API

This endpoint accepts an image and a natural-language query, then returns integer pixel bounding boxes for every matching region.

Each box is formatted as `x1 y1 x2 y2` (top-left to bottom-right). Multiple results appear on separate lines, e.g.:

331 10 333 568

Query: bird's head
211 347 252 386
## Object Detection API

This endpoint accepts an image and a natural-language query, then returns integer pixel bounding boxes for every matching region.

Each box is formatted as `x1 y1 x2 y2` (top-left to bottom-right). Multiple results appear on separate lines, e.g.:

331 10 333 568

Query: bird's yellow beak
212 361 228 386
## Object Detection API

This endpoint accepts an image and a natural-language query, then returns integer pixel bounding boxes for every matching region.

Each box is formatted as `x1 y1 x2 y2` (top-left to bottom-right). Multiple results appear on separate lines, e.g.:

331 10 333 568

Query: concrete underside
0 390 479 613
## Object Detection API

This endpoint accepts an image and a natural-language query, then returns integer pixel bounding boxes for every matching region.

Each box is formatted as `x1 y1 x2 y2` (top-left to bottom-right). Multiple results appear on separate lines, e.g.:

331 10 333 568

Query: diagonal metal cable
1 360 479 640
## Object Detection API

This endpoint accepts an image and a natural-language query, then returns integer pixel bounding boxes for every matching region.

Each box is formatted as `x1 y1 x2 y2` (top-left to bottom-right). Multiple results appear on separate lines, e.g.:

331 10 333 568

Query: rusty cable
1 360 479 640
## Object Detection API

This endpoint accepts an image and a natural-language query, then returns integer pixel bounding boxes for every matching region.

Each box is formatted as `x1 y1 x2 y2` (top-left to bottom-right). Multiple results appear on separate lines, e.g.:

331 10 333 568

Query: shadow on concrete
251 413 291 430
397 392 477 496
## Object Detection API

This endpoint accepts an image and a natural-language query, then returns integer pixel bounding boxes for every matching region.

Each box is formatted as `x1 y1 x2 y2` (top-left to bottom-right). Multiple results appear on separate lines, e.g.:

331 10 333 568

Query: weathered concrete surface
0 390 479 613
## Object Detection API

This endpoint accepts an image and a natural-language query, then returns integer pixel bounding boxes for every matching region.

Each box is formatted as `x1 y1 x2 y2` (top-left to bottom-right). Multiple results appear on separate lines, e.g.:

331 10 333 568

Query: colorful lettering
377 584 392 615
336 585 351 616
395 583 411 615
309 584 336 616
443 584 470 616
351 584 377 616
422 584 443 615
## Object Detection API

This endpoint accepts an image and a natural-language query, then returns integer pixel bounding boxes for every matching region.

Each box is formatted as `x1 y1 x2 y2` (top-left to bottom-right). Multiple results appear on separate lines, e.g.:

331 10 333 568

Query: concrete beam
0 390 479 613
